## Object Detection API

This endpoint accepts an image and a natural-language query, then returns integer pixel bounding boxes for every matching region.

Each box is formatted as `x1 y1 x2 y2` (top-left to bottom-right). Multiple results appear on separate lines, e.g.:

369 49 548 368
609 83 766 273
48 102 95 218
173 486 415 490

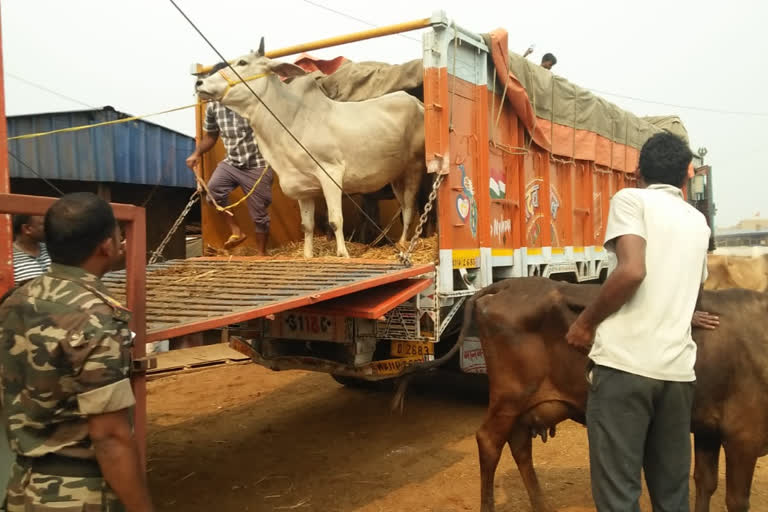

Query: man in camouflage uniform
0 193 153 511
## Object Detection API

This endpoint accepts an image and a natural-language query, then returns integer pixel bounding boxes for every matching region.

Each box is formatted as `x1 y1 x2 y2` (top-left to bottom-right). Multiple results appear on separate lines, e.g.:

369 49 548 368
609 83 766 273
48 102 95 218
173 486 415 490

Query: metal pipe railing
194 15 435 75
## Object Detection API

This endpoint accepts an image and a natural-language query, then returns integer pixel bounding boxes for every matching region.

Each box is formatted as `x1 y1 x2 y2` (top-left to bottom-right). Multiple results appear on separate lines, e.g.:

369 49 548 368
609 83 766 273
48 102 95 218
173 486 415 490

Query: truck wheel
331 374 394 390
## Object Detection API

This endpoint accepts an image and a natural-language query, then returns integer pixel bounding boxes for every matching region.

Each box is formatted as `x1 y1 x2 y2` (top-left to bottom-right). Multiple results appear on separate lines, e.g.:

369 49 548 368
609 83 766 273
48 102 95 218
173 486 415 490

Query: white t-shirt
589 184 710 382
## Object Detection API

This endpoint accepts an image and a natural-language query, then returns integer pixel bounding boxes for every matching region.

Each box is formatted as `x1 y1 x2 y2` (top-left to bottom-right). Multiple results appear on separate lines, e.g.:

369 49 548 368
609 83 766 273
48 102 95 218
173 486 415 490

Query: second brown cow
394 277 768 512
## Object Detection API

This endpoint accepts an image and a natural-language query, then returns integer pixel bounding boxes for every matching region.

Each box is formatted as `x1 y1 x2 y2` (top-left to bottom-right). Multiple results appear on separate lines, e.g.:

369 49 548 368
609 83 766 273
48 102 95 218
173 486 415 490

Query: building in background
8 106 199 261
716 216 768 248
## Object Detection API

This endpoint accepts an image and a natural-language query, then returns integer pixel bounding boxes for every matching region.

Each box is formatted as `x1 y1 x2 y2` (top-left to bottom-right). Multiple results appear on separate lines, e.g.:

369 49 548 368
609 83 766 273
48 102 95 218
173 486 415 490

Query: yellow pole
197 17 432 74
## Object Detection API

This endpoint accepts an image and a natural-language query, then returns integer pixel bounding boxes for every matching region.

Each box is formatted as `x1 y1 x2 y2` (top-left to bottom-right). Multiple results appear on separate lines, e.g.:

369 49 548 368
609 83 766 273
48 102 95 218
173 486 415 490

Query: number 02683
390 340 434 358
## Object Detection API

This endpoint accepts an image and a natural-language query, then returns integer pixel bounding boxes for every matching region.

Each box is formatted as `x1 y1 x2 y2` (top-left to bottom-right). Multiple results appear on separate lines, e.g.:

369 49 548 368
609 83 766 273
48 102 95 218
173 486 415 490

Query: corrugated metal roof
8 107 196 188
716 229 768 238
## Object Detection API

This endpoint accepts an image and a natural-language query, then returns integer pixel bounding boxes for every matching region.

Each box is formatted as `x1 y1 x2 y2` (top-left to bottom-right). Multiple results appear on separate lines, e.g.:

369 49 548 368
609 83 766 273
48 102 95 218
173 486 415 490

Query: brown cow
392 277 768 512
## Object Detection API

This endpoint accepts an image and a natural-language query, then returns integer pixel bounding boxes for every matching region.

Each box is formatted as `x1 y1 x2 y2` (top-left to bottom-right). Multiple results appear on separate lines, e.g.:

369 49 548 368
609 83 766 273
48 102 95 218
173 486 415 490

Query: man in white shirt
566 132 710 511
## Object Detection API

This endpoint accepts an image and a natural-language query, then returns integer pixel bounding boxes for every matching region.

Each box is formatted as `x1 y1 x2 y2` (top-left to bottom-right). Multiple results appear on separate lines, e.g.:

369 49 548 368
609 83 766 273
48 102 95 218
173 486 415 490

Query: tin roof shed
8 106 195 188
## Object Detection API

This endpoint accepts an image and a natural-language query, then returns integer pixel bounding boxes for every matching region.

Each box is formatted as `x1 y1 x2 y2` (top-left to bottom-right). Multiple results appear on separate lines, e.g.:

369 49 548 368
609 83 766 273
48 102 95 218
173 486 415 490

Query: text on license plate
280 313 336 340
370 356 423 376
390 340 435 358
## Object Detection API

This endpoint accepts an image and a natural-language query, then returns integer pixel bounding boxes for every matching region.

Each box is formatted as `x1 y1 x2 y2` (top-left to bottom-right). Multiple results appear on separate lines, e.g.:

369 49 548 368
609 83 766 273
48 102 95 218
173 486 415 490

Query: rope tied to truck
169 0 407 260
148 164 270 264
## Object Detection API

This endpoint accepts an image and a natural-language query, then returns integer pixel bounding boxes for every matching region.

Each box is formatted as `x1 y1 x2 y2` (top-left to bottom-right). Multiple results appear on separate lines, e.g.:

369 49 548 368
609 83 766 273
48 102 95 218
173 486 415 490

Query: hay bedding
132 236 436 303
201 234 438 265
110 236 437 307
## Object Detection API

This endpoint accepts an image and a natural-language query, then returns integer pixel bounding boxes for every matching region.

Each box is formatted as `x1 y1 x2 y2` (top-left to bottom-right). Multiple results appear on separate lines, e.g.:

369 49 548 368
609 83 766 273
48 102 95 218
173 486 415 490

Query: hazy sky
3 0 766 227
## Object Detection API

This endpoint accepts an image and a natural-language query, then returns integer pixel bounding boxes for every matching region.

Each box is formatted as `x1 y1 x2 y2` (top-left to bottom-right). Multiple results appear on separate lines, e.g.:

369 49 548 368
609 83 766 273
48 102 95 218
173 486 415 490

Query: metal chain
396 24 456 266
148 191 200 265
398 173 445 266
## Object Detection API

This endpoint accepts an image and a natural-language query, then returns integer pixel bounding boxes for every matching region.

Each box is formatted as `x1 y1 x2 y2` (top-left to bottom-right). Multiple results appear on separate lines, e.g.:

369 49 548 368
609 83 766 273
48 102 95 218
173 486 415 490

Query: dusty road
147 363 768 511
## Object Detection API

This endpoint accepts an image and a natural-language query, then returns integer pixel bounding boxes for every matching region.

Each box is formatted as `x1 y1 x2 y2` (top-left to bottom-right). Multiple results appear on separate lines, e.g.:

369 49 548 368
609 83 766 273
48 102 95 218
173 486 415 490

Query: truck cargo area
102 257 434 343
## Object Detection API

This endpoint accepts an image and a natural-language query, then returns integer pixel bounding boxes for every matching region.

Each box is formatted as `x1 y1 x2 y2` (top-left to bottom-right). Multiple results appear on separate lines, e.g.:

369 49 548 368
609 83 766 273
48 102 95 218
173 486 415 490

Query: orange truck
173 11 713 381
0 12 715 397
0 12 715 464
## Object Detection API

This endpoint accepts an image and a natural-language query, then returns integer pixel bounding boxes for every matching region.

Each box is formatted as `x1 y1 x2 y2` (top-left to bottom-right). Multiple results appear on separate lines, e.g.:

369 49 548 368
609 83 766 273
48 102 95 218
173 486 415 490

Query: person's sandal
224 234 247 249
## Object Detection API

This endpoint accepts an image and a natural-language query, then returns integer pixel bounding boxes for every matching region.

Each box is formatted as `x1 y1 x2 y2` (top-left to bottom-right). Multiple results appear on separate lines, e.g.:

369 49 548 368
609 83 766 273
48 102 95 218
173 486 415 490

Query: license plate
390 340 435 358
369 356 423 376
279 312 337 341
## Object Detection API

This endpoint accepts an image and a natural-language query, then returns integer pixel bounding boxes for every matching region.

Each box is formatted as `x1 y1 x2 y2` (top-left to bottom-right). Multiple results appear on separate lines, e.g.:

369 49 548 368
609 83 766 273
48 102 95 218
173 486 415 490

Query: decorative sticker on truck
524 179 562 247
456 194 470 220
491 217 512 244
525 181 540 222
593 190 603 243
460 336 486 374
489 168 506 199
458 165 477 238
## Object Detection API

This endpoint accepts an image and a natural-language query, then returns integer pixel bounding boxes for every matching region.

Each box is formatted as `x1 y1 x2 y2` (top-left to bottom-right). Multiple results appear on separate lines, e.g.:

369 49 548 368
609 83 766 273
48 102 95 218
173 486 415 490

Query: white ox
195 41 425 258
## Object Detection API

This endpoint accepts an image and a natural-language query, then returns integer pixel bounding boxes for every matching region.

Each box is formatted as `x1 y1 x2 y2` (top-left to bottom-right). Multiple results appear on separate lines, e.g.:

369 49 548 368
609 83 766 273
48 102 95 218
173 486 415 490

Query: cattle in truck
194 38 426 259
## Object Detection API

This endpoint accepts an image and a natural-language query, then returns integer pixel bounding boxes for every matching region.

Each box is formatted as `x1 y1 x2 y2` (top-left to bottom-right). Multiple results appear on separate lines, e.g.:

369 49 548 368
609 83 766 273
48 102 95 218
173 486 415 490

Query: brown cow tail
390 291 479 414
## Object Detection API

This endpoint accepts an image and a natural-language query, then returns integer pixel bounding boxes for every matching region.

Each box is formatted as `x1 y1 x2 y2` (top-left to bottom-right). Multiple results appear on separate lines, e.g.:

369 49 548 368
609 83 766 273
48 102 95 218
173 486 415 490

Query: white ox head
195 38 307 105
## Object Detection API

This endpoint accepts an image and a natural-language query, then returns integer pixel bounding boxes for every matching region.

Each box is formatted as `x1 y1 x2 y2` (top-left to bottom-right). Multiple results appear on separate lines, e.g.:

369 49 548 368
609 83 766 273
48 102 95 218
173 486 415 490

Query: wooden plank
149 343 249 374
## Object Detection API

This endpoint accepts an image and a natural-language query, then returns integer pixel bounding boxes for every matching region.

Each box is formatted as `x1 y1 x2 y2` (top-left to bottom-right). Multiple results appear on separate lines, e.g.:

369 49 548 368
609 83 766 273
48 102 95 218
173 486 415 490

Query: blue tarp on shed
8 107 196 188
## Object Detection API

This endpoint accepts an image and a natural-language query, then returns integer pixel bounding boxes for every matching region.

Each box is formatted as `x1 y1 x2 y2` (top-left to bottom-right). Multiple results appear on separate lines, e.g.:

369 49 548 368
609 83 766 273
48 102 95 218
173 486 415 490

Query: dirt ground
147 364 768 512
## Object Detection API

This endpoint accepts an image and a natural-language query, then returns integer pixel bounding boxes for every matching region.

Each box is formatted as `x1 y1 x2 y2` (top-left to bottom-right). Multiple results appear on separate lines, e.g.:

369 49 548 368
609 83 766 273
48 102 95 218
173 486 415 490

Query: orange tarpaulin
293 53 347 75
485 29 692 176
290 40 692 178
486 29 637 172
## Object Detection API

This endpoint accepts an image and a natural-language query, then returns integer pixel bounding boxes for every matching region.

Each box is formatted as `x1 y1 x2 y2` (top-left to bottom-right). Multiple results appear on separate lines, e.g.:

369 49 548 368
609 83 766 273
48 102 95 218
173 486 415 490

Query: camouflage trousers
5 463 124 511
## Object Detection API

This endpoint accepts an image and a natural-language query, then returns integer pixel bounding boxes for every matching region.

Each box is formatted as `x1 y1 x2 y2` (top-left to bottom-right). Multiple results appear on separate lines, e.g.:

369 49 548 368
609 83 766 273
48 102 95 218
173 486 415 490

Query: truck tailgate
103 257 433 342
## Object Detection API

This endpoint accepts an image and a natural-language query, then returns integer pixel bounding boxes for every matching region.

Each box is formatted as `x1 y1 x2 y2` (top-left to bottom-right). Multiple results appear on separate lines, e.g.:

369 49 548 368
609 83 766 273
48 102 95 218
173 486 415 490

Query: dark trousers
207 161 273 233
586 364 695 512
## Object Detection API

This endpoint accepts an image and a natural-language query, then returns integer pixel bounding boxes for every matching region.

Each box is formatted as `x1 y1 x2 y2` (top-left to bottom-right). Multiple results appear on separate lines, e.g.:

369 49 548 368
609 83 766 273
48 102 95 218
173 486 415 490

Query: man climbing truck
186 99 273 255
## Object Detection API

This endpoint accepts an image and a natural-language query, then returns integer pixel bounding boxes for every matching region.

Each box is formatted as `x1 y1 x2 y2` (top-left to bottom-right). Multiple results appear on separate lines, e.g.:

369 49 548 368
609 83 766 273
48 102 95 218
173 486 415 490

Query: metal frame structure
0 193 149 463
194 16 436 74
0 6 148 459
0 1 139 467
0 14 451 465
102 259 433 342
0 5 11 296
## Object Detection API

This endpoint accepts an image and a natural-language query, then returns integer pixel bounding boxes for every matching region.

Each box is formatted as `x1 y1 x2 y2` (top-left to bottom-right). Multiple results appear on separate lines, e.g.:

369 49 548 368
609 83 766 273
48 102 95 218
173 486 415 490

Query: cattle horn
257 37 265 57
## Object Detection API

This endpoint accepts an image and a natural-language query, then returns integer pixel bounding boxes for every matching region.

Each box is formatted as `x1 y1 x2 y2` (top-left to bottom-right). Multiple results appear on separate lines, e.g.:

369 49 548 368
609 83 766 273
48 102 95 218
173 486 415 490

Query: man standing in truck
540 53 557 70
186 100 273 254
522 48 557 70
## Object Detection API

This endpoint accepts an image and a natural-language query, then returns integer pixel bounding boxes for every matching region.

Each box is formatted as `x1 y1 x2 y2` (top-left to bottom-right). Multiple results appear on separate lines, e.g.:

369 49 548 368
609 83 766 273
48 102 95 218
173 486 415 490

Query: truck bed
103 257 433 342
